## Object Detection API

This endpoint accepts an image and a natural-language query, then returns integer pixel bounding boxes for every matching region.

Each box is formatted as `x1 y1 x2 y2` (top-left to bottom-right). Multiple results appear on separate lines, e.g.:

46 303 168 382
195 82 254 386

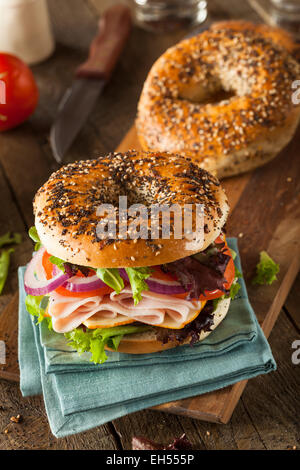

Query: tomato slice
42 251 112 297
42 250 54 280
150 265 177 282
55 285 112 298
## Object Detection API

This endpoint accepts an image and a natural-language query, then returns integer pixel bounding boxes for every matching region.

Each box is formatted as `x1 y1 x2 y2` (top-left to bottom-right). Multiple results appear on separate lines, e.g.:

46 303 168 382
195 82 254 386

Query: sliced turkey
48 288 204 333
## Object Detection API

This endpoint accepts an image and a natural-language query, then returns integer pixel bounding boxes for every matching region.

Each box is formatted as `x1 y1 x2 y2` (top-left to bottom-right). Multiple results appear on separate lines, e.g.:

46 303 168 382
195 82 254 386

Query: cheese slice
153 301 207 329
83 314 135 329
83 301 206 330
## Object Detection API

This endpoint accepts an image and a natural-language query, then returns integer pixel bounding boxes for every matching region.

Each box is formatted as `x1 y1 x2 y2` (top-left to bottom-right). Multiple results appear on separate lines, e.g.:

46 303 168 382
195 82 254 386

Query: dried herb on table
0 231 22 295
252 251 279 285
132 433 192 450
0 248 14 295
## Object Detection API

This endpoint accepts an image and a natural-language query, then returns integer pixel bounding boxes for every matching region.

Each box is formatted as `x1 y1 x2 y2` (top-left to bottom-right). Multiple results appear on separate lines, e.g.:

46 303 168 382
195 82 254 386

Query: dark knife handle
76 4 132 81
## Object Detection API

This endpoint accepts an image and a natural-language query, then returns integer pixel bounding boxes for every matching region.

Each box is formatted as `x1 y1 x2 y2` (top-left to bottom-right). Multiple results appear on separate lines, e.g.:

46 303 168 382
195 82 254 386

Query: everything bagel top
33 151 229 268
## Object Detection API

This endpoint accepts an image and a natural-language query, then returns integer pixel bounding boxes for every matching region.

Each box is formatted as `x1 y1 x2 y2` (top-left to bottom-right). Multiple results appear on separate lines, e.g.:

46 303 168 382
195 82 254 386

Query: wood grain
2 120 299 425
112 308 300 450
0 294 19 382
0 0 299 450
284 273 300 332
115 123 300 423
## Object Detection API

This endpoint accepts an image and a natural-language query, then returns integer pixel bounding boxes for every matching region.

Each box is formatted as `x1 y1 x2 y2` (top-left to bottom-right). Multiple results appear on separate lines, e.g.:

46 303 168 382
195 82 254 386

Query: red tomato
42 250 112 298
42 250 54 281
151 265 177 282
55 285 112 298
0 53 38 131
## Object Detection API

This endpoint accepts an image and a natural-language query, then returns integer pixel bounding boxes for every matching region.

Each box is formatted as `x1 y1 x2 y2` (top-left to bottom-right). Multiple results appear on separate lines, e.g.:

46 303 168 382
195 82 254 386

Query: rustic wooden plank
0 0 298 450
0 0 122 451
0 2 101 218
0 379 119 450
284 273 300 331
113 118 300 425
0 128 53 227
0 164 32 311
113 307 300 450
2 120 299 423
0 294 19 382
113 397 267 450
240 311 300 450
6 305 296 450
116 126 252 215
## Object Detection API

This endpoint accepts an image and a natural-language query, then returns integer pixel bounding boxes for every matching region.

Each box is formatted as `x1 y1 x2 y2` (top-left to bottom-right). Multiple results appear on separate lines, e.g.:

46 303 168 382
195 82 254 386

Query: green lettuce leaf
235 267 242 279
65 324 151 364
96 268 124 294
28 226 41 251
252 251 279 285
25 294 52 329
0 232 21 248
228 281 241 300
228 261 242 300
212 295 224 311
49 256 66 272
125 267 151 305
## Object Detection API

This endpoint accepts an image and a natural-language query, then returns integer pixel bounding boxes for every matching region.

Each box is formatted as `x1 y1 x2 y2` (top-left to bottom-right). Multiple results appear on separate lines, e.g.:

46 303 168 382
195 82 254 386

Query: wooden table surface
0 0 299 450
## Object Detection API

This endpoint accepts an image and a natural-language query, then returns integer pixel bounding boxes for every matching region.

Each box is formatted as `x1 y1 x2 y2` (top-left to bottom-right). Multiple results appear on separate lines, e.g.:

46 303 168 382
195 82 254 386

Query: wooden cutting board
0 123 299 424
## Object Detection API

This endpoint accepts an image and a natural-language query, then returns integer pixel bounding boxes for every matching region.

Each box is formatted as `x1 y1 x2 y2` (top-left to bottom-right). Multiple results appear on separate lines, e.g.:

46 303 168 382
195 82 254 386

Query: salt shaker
0 0 55 64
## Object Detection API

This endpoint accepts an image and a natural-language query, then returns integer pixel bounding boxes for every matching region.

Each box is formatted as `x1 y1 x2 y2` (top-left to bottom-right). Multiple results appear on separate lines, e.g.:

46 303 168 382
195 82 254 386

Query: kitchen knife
50 5 132 163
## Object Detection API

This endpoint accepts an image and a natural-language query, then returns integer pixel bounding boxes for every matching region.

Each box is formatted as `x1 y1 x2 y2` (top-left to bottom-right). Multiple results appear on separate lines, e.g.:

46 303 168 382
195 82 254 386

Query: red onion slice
51 264 107 292
119 268 188 295
24 247 72 296
62 275 107 292
146 278 187 295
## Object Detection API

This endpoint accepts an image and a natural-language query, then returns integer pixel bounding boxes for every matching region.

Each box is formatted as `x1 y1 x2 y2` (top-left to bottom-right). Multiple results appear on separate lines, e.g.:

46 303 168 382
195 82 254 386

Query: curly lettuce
28 226 41 251
96 268 124 294
65 324 152 364
25 294 52 330
125 267 151 305
252 251 279 285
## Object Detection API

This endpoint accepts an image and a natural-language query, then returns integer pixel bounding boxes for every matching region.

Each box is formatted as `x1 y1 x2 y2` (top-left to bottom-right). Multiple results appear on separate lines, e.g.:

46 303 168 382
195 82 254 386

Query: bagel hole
179 83 235 105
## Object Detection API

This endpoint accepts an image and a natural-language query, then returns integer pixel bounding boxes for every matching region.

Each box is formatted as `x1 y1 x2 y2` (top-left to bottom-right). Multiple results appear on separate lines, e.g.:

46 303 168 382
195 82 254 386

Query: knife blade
50 5 132 163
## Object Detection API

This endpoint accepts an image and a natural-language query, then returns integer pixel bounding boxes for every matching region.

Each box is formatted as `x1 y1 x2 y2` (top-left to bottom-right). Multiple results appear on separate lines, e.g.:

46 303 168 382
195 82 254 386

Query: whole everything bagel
27 151 234 356
136 21 300 178
34 150 229 268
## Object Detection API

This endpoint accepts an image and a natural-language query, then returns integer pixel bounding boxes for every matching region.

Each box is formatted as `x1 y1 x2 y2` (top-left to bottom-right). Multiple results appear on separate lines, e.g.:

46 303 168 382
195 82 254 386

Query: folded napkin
18 239 276 438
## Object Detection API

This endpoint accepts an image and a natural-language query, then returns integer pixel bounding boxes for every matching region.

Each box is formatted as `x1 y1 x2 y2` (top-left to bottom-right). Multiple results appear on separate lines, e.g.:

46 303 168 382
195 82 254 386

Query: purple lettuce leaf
162 253 230 300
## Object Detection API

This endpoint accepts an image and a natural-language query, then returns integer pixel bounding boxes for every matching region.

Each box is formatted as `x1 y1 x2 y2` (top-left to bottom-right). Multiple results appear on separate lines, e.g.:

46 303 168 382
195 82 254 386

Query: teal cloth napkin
18 239 276 438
